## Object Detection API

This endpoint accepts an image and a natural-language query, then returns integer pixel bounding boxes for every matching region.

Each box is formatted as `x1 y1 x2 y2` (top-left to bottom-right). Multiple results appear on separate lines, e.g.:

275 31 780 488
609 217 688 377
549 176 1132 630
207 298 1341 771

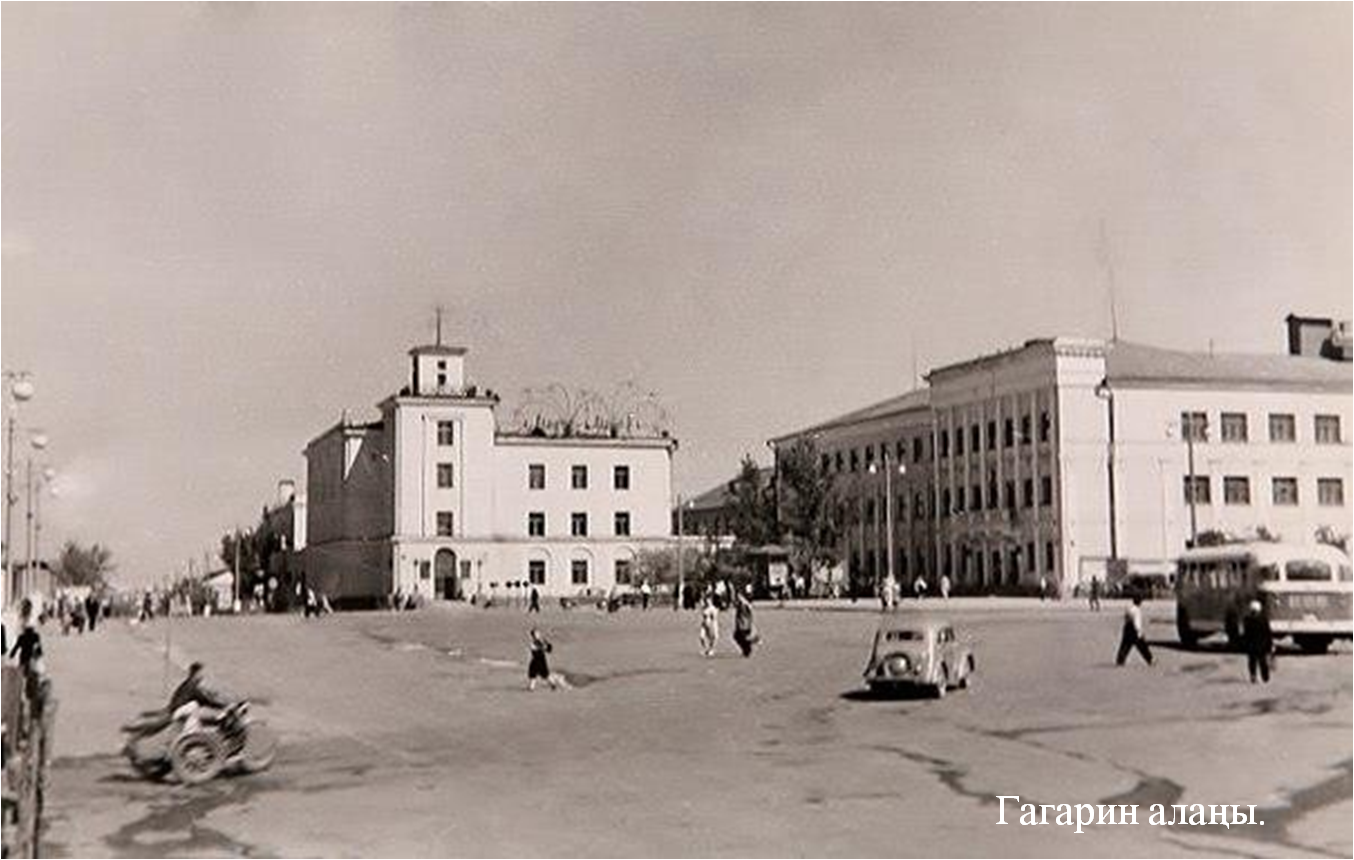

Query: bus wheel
1224 614 1241 650
1295 635 1331 654
1176 606 1199 649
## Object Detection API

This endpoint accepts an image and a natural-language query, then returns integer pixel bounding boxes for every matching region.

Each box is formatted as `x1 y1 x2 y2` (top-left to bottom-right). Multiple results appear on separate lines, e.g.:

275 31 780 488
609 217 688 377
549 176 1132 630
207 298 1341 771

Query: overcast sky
3 3 1349 587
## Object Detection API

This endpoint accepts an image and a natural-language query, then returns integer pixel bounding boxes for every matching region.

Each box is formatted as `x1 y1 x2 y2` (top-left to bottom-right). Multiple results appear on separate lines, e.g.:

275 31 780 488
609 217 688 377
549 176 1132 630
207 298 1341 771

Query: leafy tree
775 438 842 577
726 455 778 548
53 540 115 590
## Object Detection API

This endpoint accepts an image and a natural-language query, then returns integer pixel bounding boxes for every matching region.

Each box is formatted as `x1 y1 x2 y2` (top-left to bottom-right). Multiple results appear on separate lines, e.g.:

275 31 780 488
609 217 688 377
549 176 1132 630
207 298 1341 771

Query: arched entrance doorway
434 548 461 600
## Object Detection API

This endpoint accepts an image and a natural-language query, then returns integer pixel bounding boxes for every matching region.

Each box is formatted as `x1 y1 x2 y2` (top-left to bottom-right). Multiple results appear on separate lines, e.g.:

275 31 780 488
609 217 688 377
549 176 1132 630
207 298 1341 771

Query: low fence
3 665 56 859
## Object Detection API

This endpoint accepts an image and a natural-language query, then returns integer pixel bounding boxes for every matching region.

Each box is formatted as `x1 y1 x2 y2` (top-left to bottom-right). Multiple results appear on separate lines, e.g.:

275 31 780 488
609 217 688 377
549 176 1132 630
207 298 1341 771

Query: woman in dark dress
527 629 561 691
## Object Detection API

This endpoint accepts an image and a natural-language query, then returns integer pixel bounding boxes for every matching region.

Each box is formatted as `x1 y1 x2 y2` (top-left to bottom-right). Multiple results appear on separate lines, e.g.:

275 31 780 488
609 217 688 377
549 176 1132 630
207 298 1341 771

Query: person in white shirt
1115 595 1154 666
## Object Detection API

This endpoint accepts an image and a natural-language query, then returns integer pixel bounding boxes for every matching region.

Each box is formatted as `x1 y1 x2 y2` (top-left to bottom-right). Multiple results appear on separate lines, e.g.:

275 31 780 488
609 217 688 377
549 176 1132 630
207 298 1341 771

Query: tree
53 540 115 590
726 455 778 548
775 438 842 577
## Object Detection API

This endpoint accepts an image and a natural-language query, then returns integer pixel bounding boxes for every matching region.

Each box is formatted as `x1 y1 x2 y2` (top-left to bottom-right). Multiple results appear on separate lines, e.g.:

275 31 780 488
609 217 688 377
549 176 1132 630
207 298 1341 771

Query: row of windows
939 412 1053 458
525 557 633 586
528 463 631 491
1182 476 1345 507
822 435 931 475
848 474 1058 526
1181 411 1342 445
527 511 631 537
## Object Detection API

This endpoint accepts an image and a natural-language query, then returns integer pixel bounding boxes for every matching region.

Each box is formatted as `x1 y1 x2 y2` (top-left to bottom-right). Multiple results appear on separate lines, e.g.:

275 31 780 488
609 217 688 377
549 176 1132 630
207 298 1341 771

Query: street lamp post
869 453 906 611
23 433 48 591
3 373 34 607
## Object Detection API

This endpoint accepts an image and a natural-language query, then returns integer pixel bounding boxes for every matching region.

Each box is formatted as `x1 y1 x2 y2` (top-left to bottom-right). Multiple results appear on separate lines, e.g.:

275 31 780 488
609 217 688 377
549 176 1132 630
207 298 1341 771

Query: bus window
1259 565 1280 582
1286 560 1333 582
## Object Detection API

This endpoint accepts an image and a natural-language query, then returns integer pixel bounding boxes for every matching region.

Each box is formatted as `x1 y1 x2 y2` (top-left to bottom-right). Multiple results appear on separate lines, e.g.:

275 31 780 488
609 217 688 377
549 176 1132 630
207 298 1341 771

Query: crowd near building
303 339 675 604
764 316 1351 597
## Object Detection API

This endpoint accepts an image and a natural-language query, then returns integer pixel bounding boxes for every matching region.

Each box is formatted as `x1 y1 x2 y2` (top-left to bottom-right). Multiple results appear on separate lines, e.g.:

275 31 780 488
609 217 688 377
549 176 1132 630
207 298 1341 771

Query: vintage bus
1175 542 1353 653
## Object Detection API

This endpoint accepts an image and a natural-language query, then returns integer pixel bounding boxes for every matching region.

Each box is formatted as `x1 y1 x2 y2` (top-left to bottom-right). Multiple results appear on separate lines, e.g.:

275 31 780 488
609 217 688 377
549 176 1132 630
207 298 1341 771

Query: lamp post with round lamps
3 372 35 607
868 452 906 611
23 432 49 597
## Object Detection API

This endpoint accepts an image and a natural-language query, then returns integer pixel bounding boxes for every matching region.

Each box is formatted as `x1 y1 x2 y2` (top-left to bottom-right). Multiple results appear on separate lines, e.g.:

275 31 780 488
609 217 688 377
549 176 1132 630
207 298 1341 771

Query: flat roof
495 433 677 450
1104 340 1351 392
408 344 468 356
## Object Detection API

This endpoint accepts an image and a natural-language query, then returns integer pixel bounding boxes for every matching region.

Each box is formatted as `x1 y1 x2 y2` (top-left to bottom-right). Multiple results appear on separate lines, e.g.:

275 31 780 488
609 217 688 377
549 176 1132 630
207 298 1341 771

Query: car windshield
1286 560 1333 582
883 629 925 642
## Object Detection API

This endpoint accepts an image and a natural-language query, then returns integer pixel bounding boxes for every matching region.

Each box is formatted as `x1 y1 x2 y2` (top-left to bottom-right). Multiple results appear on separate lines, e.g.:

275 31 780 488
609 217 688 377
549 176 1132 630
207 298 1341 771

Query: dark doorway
435 549 460 600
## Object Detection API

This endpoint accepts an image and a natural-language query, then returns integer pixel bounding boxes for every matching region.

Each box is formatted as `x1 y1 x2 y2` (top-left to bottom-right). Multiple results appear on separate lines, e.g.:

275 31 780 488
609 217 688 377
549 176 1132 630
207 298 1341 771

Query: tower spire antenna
434 305 445 346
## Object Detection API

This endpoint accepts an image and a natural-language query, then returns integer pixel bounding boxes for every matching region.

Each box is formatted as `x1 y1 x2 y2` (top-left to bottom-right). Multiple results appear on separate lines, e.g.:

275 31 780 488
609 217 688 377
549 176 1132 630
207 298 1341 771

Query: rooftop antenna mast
434 305 445 347
1097 218 1121 343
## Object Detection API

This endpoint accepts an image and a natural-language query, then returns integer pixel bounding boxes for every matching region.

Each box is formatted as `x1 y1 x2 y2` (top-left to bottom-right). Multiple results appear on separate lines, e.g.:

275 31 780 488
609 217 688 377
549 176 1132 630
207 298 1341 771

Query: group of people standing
699 585 758 658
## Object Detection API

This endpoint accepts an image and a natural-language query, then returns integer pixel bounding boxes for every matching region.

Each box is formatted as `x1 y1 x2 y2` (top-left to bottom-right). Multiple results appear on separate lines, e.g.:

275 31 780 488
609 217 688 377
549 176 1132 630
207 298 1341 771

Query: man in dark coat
1242 600 1274 684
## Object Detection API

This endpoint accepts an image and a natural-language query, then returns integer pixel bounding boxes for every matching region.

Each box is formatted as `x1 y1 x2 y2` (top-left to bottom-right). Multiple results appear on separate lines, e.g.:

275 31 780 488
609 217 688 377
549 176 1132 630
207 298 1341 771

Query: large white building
771 334 1352 596
304 343 675 604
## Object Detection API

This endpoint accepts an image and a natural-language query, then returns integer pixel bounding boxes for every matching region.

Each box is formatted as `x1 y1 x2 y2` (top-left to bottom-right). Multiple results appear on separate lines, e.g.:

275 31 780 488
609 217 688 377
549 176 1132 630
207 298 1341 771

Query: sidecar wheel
170 732 226 785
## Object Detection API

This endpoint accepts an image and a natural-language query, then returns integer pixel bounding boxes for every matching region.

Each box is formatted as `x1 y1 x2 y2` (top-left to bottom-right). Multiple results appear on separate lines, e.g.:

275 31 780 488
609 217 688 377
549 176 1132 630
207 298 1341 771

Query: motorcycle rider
169 661 229 734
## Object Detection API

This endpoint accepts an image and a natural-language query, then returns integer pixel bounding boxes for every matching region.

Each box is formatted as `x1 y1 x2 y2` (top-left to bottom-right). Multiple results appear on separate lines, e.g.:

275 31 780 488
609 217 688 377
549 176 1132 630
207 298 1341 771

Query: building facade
771 335 1352 596
304 343 675 604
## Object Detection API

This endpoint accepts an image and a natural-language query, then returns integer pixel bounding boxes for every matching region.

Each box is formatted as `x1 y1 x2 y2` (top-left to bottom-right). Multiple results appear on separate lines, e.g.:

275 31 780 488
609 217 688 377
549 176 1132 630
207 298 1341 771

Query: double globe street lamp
868 452 907 611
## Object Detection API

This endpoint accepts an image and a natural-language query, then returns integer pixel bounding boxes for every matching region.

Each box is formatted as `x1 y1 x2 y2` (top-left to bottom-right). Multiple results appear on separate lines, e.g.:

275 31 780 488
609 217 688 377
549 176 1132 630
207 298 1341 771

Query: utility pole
233 529 241 611
1186 424 1199 546
675 494 684 611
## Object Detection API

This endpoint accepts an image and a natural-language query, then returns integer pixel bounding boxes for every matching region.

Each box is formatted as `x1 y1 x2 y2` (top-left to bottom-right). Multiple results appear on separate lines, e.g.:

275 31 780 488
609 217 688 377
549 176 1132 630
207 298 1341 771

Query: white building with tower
303 338 675 605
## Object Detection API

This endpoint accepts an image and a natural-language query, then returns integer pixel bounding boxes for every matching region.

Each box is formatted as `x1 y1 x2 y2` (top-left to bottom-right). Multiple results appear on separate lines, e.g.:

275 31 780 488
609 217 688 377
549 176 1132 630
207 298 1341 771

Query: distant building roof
408 344 468 357
685 467 775 513
769 388 930 445
1104 340 1352 392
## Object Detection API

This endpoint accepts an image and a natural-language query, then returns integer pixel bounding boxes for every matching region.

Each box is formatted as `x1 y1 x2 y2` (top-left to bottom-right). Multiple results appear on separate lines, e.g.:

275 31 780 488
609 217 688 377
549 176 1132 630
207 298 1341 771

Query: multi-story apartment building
770 332 1352 596
304 342 675 604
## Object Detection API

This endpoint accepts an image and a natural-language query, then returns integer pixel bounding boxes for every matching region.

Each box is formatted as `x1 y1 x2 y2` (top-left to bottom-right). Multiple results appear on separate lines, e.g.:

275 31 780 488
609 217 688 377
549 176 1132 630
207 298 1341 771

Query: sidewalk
764 595 1150 613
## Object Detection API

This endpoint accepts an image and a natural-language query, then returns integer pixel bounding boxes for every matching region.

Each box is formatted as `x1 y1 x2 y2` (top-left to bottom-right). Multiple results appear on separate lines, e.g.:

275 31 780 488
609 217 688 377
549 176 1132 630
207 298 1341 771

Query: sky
2 3 1349 588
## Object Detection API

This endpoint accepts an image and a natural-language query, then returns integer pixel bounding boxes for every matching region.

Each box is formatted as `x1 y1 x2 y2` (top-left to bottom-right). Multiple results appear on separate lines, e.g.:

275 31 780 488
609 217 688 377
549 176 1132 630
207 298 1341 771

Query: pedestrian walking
732 587 758 658
86 594 100 632
1242 600 1274 684
913 576 928 600
1115 595 1154 666
528 586 541 614
940 574 951 600
1039 575 1048 602
699 596 719 657
640 580 652 611
527 628 567 691
1089 577 1102 611
8 603 44 676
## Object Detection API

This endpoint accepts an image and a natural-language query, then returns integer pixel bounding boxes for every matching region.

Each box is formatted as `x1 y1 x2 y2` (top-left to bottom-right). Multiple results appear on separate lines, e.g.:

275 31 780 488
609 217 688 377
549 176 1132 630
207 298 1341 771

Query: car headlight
884 655 910 676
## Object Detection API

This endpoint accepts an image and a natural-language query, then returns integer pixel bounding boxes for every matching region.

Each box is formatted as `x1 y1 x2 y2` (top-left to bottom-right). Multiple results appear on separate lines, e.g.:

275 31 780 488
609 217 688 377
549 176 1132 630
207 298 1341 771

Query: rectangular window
436 511 455 537
1039 476 1053 507
1220 412 1248 443
1020 414 1031 445
1181 411 1208 442
821 454 831 473
614 559 633 585
436 420 455 446
1223 476 1250 506
954 430 964 457
1315 414 1342 444
1268 413 1296 443
613 465 630 490
912 437 923 463
1318 477 1345 506
864 498 876 524
914 492 926 521
986 477 998 509
865 446 875 467
528 464 546 490
614 511 631 536
939 430 950 458
436 462 455 488
1045 542 1055 573
1272 477 1299 506
1003 418 1014 448
572 465 589 489
970 484 982 512
1026 542 1035 572
1039 411 1051 443
986 421 996 451
571 512 589 536
895 441 906 463
528 559 546 585
834 451 844 472
1183 476 1211 505
850 449 859 472
970 425 981 454
1022 478 1034 508
1004 480 1016 511
897 494 907 522
528 512 546 537
571 559 589 585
